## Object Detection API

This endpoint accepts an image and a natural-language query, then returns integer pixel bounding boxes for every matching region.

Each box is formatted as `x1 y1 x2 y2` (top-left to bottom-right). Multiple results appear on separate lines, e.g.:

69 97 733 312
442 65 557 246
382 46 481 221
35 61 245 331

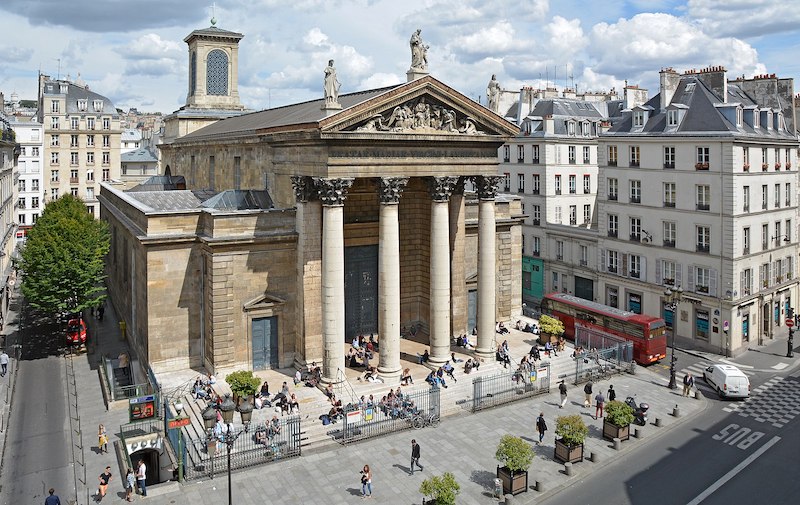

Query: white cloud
687 0 800 38
122 33 183 60
544 16 587 61
0 46 33 63
449 20 516 60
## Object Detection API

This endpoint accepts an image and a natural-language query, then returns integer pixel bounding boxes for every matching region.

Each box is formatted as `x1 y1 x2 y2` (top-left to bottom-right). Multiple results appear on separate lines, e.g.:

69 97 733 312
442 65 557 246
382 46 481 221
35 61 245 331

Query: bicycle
411 412 440 429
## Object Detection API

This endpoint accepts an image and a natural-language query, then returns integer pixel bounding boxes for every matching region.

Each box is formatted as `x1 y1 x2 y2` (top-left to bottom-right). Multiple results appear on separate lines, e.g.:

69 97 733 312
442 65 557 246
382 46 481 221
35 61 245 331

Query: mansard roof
41 78 117 116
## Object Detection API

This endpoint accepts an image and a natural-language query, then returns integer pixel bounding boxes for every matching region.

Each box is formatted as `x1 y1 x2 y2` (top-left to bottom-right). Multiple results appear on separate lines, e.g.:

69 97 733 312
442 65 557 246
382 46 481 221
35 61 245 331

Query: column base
427 356 448 368
474 348 494 360
320 375 343 386
377 366 401 382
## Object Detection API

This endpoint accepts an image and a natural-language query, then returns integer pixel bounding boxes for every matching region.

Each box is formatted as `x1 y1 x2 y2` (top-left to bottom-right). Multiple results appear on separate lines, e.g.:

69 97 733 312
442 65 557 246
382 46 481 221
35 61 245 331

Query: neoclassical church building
100 24 523 382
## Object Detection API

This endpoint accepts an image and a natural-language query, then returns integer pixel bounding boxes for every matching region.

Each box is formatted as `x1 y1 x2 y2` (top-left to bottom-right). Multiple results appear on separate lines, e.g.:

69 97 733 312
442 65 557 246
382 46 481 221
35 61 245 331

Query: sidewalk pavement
0 284 22 482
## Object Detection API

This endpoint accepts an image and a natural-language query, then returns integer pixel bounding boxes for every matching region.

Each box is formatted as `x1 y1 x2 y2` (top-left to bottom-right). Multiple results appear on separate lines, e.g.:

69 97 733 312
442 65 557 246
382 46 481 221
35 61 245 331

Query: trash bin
494 478 503 499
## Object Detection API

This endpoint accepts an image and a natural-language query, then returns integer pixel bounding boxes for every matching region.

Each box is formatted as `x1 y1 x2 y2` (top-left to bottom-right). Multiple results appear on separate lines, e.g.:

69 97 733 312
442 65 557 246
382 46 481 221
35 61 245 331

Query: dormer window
776 112 783 131
633 111 645 127
767 111 773 130
567 120 576 135
59 84 68 94
582 121 590 137
667 110 678 127
46 84 53 93
77 99 87 111
736 107 743 127
93 100 103 112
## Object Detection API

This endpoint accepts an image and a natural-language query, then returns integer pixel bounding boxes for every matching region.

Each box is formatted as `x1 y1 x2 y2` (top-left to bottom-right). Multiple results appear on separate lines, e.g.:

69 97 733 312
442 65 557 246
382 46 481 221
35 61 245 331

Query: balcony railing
696 285 709 294
629 161 640 167
608 266 618 273
663 240 675 248
608 230 618 238
630 196 641 203
569 219 577 225
532 189 540 195
69 177 79 184
555 189 562 195
608 160 618 167
629 270 640 279
503 157 510 162
569 159 576 164
532 251 540 257
663 162 675 169
630 233 641 242
608 194 618 201
556 254 564 260
532 158 540 164
580 259 588 267
532 219 541 226
696 203 710 211
696 244 710 253
584 188 590 194
743 247 750 255
664 201 676 208
518 158 524 163
696 162 709 170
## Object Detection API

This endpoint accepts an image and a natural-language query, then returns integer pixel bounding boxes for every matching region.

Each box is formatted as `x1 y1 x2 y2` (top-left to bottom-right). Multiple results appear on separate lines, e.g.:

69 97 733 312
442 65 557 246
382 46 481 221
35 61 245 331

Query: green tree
419 472 460 505
16 195 110 315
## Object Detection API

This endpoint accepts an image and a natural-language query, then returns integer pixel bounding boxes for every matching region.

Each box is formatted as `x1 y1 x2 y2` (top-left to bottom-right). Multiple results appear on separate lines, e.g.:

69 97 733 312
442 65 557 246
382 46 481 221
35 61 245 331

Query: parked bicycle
411 411 440 429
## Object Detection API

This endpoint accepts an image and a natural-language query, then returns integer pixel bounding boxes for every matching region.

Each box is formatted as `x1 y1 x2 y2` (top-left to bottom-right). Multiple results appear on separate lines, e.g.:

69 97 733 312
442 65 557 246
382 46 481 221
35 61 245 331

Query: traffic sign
786 318 794 328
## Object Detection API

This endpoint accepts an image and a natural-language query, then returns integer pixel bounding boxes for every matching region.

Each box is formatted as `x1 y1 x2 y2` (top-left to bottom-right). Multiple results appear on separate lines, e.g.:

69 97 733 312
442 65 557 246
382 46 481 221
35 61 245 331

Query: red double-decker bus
540 293 667 365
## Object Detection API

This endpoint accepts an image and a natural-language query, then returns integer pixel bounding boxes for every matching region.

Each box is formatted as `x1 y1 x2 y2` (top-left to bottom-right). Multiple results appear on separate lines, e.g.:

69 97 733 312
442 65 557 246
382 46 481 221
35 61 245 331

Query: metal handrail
335 368 359 405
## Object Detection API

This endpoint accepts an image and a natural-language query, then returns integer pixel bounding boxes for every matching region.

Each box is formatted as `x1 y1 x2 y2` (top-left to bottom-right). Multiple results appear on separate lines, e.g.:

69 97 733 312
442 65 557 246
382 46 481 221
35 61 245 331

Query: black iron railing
337 387 440 444
471 362 550 412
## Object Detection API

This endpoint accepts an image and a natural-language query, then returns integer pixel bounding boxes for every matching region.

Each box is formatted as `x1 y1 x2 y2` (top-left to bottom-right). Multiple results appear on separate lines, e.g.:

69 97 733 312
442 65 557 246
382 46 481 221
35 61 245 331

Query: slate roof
129 173 186 192
200 190 274 210
608 76 796 140
41 78 117 116
522 98 609 136
176 85 402 142
184 25 244 42
121 129 142 142
121 148 158 164
125 190 204 211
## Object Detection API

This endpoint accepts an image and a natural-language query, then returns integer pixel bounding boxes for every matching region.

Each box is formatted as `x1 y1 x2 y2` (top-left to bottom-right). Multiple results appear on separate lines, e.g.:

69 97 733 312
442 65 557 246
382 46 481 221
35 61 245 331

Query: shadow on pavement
19 308 70 360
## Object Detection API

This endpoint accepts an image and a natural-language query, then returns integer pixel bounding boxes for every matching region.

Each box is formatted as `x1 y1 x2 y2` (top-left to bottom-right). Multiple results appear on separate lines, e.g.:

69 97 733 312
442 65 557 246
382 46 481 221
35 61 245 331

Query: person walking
683 372 695 397
360 464 372 498
95 466 112 502
136 459 147 497
98 424 108 454
0 349 8 377
583 381 593 408
607 384 616 402
594 391 606 420
125 468 135 502
45 488 62 505
535 412 547 444
559 380 568 408
410 439 424 475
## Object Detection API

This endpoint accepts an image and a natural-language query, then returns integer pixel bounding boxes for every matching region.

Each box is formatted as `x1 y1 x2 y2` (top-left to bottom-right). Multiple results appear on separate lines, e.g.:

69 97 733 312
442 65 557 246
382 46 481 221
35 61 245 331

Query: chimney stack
659 67 681 111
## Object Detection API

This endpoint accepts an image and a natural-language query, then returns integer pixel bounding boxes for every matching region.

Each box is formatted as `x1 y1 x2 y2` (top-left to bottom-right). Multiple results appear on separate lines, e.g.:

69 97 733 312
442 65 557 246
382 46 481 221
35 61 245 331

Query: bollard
634 427 644 439
672 405 681 418
613 437 621 451
535 480 545 492
591 450 601 463
504 493 515 505
655 418 663 427
564 462 573 476
694 390 703 400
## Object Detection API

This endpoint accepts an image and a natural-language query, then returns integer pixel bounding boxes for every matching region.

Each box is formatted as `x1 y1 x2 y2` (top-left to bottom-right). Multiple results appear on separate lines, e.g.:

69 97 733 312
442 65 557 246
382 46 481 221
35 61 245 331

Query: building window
630 217 641 241
531 145 540 164
503 145 510 162
569 205 577 225
569 175 576 194
629 180 641 203
102 152 110 165
583 174 590 194
743 147 750 170
736 108 743 127
70 188 79 197
775 183 781 208
762 147 768 169
70 152 79 166
696 146 710 164
70 169 78 182
664 146 675 168
608 251 619 273
18 214 25 225
556 240 564 260
533 236 541 256
206 49 230 95
663 221 676 247
517 174 525 193
102 168 110 181
31 197 39 209
50 153 59 165
86 170 94 181
18 180 25 192
695 267 711 293
532 174 540 195
762 223 769 250
607 145 618 166
664 182 676 207
662 260 677 286
606 285 619 308
70 117 79 130
762 185 768 210
583 146 590 164
502 173 510 191
630 255 641 278
580 245 588 266
32 179 39 191
77 99 87 111
51 188 59 200
568 146 576 164
51 100 59 113
86 152 94 165
17 198 25 209
629 146 640 167
32 147 39 156
667 109 678 126
743 186 750 212
583 204 590 223
532 205 541 225
743 227 750 254
554 175 562 195
50 135 59 147
633 111 645 127
86 187 94 200
741 268 752 295
234 156 242 190
51 117 60 129
786 183 791 206
517 145 524 162
697 226 711 253
775 221 782 245
567 121 576 135
608 214 618 237
696 185 710 211
102 135 110 147
608 178 618 200
102 117 110 130
92 99 103 112
51 169 59 182
554 206 562 224
86 117 95 130
786 220 792 243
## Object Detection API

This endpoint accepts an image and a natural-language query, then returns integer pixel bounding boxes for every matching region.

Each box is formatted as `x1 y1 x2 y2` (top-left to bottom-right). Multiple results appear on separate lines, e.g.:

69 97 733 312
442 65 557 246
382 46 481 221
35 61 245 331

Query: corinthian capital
428 176 459 202
476 175 502 200
291 175 315 203
316 178 354 206
379 177 409 204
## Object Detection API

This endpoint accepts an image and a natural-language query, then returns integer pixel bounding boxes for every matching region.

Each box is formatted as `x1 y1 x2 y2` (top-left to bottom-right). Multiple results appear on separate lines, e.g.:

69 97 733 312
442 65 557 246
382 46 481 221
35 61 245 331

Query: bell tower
183 18 245 110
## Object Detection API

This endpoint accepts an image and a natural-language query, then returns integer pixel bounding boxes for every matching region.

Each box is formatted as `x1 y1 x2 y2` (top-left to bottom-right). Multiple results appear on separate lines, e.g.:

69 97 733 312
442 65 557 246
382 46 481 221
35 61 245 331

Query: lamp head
174 400 184 415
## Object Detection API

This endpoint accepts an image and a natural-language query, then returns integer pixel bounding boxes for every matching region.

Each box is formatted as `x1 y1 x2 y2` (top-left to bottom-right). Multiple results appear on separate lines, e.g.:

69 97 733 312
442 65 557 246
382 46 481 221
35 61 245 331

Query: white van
703 364 750 399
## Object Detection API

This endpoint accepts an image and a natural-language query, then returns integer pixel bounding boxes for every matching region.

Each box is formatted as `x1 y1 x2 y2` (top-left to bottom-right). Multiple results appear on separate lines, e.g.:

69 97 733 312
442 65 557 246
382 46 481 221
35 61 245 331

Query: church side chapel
100 23 524 383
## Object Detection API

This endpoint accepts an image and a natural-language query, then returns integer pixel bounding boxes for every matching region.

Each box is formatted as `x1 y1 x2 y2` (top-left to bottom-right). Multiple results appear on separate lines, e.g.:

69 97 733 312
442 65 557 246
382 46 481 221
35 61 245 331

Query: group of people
515 320 539 334
424 362 457 388
192 374 217 402
347 334 379 368
496 339 512 368
255 415 283 446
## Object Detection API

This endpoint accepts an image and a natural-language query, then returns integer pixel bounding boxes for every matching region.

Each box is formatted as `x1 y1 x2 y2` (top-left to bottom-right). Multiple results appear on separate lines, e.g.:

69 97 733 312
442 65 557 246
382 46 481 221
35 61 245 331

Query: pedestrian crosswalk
678 360 755 382
721 376 800 428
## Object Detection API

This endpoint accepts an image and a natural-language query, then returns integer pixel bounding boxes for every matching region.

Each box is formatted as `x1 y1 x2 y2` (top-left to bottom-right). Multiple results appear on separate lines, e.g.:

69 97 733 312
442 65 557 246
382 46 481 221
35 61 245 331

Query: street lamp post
664 286 684 390
173 400 184 482
218 394 239 505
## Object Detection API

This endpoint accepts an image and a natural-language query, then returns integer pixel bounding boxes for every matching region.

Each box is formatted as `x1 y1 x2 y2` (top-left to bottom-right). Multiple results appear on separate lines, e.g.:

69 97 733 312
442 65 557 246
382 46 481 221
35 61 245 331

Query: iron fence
336 387 441 444
119 419 164 468
99 354 155 402
472 362 551 412
183 415 301 481
573 325 634 384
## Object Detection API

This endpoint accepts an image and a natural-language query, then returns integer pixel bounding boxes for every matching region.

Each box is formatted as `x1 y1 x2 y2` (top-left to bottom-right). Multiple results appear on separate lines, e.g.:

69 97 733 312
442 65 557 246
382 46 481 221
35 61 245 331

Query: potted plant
538 314 565 344
554 415 588 463
495 435 534 495
603 400 634 441
419 472 460 505
225 370 261 405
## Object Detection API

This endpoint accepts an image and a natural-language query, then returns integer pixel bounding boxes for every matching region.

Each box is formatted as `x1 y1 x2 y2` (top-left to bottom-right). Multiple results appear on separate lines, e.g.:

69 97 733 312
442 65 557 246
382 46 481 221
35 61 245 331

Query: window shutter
688 266 695 292
710 269 718 297
622 254 628 277
676 263 683 287
740 270 745 294
655 259 662 284
641 256 647 281
600 249 606 272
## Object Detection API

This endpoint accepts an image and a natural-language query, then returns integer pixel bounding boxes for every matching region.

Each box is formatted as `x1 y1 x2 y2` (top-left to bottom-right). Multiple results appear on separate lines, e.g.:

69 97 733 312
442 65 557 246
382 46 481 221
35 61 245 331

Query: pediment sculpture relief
355 96 484 135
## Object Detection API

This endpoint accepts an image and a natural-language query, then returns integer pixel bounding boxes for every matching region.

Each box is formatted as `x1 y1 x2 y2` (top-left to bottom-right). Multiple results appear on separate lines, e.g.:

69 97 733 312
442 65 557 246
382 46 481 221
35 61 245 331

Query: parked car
703 364 750 399
66 317 88 345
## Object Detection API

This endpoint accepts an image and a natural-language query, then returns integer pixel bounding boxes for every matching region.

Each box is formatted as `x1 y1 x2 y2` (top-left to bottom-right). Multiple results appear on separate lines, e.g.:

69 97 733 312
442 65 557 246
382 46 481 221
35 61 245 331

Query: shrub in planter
603 400 634 441
554 414 588 463
495 435 534 495
538 314 565 344
419 472 460 505
225 370 261 402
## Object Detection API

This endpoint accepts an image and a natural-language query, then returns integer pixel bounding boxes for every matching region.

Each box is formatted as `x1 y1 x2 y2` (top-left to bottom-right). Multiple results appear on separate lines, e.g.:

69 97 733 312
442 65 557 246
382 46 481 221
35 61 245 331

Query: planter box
537 333 560 345
497 465 528 496
602 419 630 441
554 439 584 463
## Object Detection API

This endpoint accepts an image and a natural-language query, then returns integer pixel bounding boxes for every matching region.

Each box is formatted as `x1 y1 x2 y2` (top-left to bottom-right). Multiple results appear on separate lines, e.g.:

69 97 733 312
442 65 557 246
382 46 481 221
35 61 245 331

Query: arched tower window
206 49 229 96
190 51 197 95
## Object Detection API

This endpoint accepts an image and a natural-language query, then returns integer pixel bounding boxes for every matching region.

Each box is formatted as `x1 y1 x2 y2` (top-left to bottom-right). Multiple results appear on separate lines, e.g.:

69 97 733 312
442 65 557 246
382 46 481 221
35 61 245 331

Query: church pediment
321 76 518 138
243 292 286 312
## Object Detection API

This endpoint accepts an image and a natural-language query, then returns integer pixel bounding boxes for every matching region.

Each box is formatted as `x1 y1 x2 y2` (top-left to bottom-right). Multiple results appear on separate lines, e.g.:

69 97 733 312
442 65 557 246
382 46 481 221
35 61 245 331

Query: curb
523 373 710 505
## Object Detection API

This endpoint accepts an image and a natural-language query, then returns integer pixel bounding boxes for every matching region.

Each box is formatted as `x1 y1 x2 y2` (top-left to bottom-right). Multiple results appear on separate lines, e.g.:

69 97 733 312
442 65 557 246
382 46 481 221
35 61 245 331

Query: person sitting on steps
400 368 413 385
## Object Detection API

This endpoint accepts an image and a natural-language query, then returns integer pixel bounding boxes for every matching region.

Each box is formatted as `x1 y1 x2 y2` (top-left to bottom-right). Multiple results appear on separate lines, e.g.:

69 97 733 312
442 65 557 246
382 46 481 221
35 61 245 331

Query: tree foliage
419 472 460 505
16 195 109 315
538 314 565 335
495 434 535 472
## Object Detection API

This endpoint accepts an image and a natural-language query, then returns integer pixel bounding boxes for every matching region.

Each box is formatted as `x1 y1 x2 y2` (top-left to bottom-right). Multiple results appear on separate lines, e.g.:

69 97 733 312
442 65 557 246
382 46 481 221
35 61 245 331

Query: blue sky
0 0 798 114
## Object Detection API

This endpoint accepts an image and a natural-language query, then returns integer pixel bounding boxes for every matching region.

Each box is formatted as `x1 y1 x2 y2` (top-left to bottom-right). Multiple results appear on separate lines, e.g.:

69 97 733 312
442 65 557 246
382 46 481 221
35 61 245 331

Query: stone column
428 176 458 366
476 176 502 358
317 178 353 384
378 177 409 380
